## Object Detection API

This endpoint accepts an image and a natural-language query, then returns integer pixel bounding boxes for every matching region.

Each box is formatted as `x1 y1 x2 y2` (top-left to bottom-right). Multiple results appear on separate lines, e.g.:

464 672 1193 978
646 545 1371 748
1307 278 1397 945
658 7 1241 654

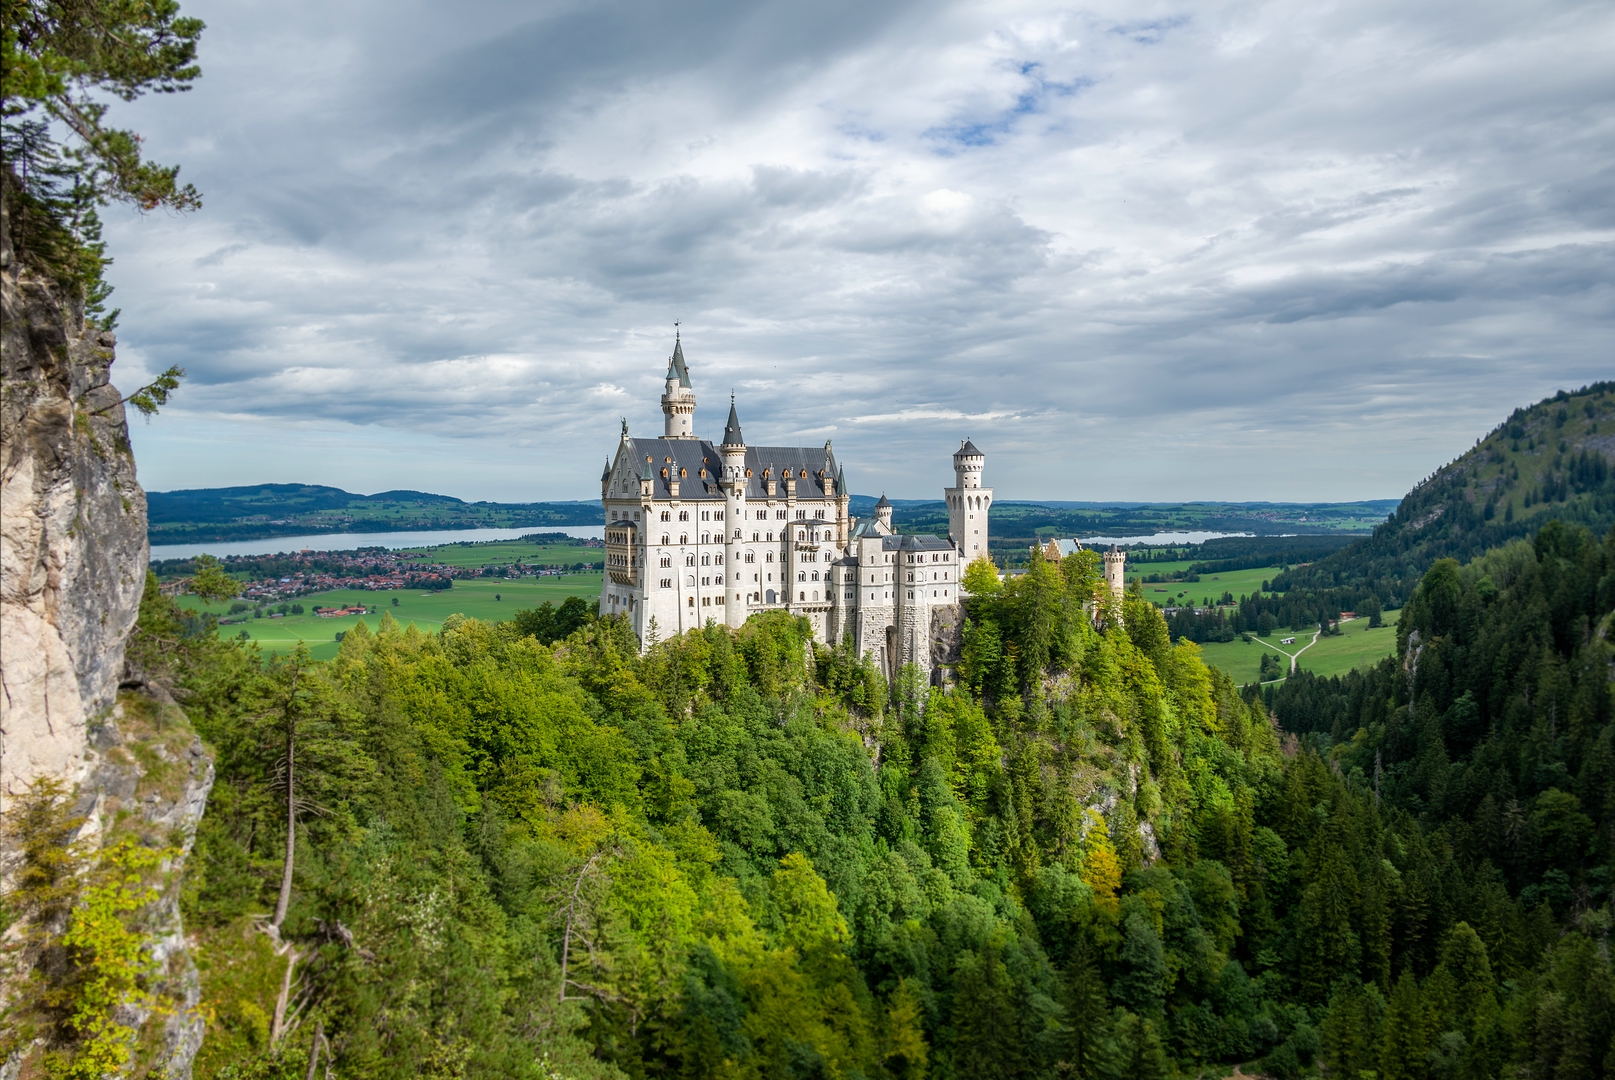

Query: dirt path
1257 626 1323 683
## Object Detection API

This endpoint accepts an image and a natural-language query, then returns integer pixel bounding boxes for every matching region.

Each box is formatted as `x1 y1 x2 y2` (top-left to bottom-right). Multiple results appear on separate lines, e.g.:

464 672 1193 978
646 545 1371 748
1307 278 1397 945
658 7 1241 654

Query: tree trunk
304 1019 323 1080
273 722 295 929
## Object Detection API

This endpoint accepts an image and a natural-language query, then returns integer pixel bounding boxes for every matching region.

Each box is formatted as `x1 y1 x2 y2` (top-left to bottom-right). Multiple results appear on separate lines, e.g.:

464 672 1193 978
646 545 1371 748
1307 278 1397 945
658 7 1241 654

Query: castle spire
660 330 697 438
722 394 744 447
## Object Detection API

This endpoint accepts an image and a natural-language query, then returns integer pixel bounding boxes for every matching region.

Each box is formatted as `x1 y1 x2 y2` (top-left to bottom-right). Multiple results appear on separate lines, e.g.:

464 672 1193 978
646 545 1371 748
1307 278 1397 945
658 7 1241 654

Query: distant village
157 541 606 604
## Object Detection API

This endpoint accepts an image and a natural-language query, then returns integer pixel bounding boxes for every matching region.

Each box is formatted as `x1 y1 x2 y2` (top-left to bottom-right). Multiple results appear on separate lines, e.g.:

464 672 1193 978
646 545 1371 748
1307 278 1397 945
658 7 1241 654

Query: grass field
1130 562 1281 605
1194 610 1401 687
404 539 601 568
180 573 603 661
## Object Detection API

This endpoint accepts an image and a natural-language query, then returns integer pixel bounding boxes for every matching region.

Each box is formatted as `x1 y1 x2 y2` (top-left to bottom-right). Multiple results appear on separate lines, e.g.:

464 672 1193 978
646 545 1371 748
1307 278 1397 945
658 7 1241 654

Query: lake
150 525 606 561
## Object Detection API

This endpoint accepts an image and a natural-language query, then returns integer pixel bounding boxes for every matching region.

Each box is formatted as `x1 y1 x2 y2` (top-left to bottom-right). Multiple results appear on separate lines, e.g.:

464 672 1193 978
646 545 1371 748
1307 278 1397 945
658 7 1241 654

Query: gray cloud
104 0 1615 503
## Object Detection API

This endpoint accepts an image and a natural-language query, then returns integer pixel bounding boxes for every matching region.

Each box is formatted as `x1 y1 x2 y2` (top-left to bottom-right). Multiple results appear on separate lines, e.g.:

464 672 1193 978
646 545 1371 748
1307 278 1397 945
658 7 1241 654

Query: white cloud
106 0 1615 502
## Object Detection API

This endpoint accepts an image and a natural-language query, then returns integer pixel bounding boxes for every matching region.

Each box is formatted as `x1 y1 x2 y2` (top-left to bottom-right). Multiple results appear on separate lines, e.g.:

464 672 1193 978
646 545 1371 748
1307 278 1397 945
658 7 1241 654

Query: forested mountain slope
1269 381 1615 613
62 521 1610 1079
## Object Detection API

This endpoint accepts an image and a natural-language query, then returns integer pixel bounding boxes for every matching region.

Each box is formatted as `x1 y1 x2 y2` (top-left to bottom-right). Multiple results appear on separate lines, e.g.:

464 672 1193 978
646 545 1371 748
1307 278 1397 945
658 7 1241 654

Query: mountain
1272 380 1615 607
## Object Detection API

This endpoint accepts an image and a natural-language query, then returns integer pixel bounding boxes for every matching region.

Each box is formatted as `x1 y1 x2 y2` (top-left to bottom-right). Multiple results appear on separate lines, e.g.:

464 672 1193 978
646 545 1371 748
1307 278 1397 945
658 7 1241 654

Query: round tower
721 397 748 628
874 493 893 533
946 439 992 565
660 332 697 438
1103 545 1126 599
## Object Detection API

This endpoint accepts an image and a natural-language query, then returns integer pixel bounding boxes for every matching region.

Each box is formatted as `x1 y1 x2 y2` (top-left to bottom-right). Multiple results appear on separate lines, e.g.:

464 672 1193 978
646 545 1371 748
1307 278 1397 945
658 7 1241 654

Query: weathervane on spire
620 416 629 439
675 320 680 339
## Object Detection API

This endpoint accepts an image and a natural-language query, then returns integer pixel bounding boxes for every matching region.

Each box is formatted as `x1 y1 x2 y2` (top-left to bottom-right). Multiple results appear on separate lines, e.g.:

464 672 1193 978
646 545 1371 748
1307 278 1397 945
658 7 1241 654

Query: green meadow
180 573 603 661
1193 609 1401 687
1130 562 1280 605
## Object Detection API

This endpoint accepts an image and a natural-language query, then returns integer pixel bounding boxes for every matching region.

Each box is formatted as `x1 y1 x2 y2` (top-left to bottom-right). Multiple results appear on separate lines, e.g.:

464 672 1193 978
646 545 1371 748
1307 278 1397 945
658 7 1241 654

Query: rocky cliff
1 180 212 1078
0 184 148 809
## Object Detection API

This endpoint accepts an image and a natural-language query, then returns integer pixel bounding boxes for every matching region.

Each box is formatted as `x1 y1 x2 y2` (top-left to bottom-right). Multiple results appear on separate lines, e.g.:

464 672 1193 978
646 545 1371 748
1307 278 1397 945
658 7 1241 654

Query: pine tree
1379 972 1430 1080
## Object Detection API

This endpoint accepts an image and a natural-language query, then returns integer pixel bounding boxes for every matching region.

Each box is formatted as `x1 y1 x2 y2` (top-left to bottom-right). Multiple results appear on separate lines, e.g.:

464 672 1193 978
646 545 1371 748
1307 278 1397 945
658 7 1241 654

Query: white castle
599 335 992 678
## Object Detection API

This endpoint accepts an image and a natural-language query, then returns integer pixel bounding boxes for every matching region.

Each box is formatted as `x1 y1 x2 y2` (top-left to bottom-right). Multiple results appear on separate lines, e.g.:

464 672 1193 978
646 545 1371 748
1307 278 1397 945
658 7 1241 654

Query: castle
599 335 993 678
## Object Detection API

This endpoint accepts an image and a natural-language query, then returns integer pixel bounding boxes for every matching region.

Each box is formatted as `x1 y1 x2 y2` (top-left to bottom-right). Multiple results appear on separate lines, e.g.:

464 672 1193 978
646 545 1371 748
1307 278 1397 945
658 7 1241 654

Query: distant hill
1273 380 1615 607
146 484 602 544
151 484 1400 546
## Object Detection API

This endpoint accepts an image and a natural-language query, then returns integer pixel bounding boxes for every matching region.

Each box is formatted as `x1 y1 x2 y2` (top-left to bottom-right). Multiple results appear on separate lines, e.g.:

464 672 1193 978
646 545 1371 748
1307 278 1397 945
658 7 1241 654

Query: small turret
875 493 893 533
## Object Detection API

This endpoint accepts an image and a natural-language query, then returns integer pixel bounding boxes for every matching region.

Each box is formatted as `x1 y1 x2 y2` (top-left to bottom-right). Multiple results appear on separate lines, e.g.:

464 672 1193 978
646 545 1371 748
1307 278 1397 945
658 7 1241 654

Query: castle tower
661 332 697 438
1103 544 1126 606
945 439 991 564
874 493 893 533
721 397 748 629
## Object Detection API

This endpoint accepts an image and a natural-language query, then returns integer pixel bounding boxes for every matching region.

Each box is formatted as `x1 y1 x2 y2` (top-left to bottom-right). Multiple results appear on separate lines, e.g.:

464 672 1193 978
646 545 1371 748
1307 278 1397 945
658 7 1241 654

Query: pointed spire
641 456 654 481
722 393 744 446
875 493 891 508
670 333 691 389
601 458 612 482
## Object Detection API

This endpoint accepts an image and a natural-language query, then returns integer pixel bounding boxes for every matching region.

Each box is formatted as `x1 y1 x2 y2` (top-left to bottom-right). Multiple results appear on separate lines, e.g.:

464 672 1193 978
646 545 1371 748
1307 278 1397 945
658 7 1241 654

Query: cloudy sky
107 0 1614 502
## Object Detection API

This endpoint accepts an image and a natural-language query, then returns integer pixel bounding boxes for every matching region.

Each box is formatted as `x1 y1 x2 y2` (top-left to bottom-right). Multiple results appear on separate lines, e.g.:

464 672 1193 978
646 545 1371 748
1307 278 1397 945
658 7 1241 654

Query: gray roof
722 400 744 446
668 336 691 388
955 439 983 458
875 493 891 508
619 437 841 502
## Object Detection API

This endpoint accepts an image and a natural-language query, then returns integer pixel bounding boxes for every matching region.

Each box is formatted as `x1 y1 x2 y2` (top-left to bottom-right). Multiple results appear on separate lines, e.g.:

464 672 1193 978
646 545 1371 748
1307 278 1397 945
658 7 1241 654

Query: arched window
765 552 774 563
701 554 710 565
680 534 688 545
799 591 805 601
797 572 805 581
685 555 695 566
660 511 670 521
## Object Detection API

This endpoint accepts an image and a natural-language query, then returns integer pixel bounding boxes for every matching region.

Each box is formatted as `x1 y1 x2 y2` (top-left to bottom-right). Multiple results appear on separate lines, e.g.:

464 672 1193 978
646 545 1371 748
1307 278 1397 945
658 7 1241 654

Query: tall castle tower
720 397 749 629
661 333 697 438
945 440 991 564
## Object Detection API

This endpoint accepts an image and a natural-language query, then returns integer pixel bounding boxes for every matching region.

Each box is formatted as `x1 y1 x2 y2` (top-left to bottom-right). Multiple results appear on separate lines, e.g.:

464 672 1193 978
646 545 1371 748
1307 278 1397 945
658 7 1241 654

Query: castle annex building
600 336 992 677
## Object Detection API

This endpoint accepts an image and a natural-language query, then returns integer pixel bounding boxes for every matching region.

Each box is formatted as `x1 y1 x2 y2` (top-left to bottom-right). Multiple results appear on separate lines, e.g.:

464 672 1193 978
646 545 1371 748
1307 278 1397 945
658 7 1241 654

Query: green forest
12 507 1608 1078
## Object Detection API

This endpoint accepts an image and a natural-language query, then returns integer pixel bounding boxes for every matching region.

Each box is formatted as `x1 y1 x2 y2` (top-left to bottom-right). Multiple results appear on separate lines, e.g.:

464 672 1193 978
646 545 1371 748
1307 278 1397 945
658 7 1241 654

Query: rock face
0 183 148 814
0 179 209 1079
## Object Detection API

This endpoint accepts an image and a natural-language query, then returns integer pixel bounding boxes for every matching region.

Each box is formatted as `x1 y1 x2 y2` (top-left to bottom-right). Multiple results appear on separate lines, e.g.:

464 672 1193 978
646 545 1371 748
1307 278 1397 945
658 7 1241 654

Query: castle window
660 511 670 521
765 552 774 563
766 531 773 541
660 556 671 568
702 554 710 565
715 510 723 520
661 534 669 545
800 591 805 601
797 572 805 582
796 510 806 520
714 554 723 564
756 509 766 519
685 554 695 566
811 571 819 581
679 511 689 522
775 510 786 520
688 597 695 607
701 511 709 521
797 531 805 541
680 534 689 545
745 552 755 563
660 578 671 588
752 532 760 542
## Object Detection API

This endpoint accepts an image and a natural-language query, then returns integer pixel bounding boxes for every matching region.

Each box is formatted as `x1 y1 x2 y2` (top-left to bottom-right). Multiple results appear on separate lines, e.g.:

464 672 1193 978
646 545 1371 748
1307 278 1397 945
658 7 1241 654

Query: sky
104 0 1615 503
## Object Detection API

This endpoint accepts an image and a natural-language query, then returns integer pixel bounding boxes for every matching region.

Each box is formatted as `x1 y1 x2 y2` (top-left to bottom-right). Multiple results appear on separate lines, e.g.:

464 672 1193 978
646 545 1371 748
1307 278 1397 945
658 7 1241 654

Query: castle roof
722 399 744 447
954 439 983 458
875 493 891 508
617 436 841 503
667 336 691 389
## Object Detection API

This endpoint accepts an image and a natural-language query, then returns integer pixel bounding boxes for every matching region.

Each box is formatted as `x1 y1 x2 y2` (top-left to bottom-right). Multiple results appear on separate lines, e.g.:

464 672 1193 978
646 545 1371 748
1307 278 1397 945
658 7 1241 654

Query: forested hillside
1259 382 1615 628
17 515 1602 1078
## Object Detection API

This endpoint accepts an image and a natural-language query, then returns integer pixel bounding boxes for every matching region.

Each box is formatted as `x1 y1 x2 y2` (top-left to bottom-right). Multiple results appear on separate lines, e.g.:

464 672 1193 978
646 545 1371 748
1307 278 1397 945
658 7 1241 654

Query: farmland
179 573 603 661
1193 609 1401 687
